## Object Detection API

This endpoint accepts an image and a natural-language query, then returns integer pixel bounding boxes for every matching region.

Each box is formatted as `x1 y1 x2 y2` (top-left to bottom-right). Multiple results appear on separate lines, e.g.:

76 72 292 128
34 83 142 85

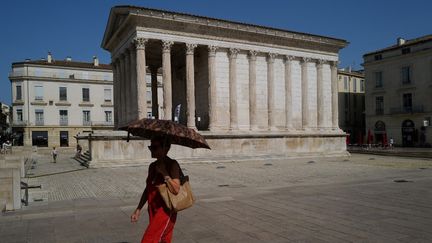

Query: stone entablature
102 6 346 55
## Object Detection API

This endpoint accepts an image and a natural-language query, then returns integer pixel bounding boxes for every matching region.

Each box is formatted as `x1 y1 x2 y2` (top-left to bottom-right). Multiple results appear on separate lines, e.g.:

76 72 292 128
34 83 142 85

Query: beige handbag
158 175 195 212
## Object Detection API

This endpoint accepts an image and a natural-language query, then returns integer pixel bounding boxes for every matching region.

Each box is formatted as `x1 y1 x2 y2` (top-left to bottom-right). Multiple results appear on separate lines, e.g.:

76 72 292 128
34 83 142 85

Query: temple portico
90 6 349 167
110 37 340 133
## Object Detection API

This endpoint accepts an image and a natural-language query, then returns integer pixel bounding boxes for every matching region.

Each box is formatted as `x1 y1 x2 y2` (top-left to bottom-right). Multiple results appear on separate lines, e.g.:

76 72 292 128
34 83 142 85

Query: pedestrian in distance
131 136 181 243
75 144 82 159
51 146 58 163
389 137 394 149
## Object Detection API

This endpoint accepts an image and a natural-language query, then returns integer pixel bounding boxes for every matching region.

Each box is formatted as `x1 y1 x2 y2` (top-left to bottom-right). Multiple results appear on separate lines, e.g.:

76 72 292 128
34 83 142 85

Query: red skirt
141 182 177 243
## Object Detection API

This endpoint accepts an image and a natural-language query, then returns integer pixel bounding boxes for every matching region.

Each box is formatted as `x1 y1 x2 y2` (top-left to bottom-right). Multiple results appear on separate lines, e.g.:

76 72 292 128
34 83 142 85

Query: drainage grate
264 163 273 166
216 166 226 169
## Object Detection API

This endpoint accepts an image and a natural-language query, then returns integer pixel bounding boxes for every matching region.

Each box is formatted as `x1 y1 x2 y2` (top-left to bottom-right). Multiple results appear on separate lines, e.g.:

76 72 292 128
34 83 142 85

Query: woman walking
131 136 181 243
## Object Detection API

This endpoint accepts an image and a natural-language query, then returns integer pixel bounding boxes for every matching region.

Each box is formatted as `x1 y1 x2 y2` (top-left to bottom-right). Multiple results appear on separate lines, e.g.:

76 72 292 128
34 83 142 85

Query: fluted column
119 54 126 126
149 66 159 119
134 37 148 120
317 60 325 129
186 43 197 129
208 45 218 131
112 60 119 128
331 61 339 129
229 48 239 131
248 50 258 130
267 53 277 130
129 46 138 121
124 49 131 122
162 40 174 120
301 57 310 129
285 56 294 130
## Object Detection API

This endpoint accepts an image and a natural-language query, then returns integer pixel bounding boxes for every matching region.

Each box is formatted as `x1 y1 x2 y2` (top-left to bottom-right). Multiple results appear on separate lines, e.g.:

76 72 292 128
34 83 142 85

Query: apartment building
363 35 432 147
9 53 114 147
337 69 365 144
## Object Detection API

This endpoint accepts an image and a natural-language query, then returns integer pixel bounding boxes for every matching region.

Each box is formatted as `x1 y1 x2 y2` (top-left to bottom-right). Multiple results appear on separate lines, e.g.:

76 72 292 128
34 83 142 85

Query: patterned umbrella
120 118 210 149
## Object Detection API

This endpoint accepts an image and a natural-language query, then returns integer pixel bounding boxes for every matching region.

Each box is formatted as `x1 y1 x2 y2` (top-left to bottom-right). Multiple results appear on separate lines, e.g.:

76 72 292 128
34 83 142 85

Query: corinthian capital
134 37 148 50
162 40 174 52
208 45 218 56
330 61 339 68
185 43 197 55
316 59 327 68
267 53 277 63
301 57 311 65
229 48 239 59
248 50 258 61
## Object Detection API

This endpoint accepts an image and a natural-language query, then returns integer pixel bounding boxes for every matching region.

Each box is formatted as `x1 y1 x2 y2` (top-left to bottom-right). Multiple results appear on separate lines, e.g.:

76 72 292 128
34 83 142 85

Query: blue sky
1 0 431 104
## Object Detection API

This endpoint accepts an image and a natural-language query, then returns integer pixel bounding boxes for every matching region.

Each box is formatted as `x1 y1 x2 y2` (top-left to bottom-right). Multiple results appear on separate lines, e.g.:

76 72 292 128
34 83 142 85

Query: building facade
363 35 432 147
337 69 365 144
0 102 11 137
84 6 349 166
9 54 114 147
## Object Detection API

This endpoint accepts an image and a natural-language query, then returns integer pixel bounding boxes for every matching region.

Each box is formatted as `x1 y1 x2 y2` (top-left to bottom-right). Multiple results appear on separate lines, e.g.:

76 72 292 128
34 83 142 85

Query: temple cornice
102 6 348 54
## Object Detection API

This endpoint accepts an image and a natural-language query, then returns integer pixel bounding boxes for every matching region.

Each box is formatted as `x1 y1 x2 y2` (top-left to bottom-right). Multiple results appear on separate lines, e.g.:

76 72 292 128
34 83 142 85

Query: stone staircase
73 151 91 168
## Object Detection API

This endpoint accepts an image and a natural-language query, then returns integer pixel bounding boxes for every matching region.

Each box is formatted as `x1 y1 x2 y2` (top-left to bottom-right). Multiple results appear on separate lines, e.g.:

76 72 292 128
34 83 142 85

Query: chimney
47 52 52 63
93 56 99 67
65 56 72 62
397 37 406 46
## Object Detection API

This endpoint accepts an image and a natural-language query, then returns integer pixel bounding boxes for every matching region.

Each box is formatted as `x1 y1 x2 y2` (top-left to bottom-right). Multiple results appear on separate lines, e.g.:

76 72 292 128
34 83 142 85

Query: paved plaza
1 152 432 242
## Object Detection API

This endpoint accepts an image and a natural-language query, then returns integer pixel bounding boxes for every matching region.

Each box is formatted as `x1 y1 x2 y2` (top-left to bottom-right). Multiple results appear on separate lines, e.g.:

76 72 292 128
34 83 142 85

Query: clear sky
1 0 431 105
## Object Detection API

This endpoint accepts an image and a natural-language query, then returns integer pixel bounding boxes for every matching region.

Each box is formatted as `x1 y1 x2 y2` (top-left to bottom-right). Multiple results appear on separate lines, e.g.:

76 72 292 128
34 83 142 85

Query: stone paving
1 153 432 242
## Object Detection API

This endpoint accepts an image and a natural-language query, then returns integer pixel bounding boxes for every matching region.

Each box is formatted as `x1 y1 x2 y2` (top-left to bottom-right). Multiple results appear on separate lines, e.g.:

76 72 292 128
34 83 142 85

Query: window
374 54 382 60
402 48 411 55
401 66 411 84
353 96 357 108
344 77 348 91
35 109 44 125
83 110 91 125
59 110 68 125
16 109 23 121
403 93 412 111
375 96 384 115
375 72 383 88
104 89 112 102
353 78 357 92
82 88 90 102
105 111 112 123
360 79 365 92
59 87 67 101
16 85 22 100
147 91 152 103
35 85 43 100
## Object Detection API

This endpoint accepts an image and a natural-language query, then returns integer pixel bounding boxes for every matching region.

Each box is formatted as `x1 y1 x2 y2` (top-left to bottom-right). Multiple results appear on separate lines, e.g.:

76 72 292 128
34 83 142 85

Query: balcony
375 109 384 115
35 120 44 126
91 121 114 127
83 120 92 126
59 119 69 126
12 120 27 126
390 105 424 114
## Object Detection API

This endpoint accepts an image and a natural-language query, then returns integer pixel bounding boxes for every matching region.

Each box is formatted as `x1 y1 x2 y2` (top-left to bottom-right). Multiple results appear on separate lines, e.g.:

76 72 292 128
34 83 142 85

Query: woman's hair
151 136 171 150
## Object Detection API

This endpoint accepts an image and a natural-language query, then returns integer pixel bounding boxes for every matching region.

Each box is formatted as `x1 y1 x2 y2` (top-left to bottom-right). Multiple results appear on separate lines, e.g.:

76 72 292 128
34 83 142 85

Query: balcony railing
12 120 27 126
390 105 424 114
83 120 92 126
91 121 114 126
59 119 68 126
35 120 44 126
375 109 384 115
